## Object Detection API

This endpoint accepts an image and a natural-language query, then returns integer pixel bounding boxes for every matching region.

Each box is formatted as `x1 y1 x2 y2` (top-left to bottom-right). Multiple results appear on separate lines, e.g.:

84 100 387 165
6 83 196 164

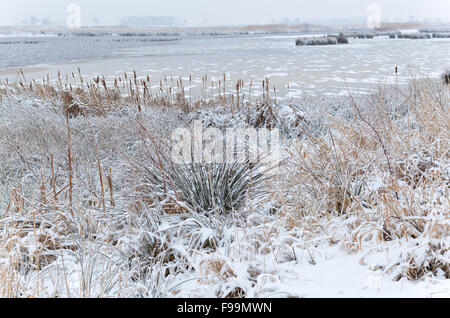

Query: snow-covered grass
0 74 448 298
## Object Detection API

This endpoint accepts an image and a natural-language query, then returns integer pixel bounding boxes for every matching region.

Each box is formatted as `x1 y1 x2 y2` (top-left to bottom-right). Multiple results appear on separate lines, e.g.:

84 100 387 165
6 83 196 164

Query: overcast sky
0 0 449 26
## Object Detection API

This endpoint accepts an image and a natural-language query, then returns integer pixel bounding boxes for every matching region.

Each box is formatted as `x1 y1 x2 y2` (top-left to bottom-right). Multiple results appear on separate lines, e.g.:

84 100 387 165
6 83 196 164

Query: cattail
223 73 227 95
19 68 26 82
40 173 47 205
101 76 107 90
107 168 115 207
66 115 73 207
262 79 265 99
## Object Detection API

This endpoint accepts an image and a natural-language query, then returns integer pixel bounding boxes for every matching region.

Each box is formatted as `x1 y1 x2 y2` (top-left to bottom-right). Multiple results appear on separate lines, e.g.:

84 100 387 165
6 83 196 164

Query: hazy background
0 0 449 26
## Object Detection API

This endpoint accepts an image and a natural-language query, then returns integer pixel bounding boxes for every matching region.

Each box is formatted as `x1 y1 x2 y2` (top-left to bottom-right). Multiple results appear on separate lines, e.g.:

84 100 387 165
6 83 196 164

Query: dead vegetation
0 69 448 297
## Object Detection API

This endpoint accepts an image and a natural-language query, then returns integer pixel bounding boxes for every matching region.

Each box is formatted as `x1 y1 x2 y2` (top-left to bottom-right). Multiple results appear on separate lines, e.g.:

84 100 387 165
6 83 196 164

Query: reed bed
280 80 449 281
0 70 448 297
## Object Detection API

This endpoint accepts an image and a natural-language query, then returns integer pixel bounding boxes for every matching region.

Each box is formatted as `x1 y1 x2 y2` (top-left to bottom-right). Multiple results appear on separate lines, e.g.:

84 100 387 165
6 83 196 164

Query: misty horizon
1 0 450 27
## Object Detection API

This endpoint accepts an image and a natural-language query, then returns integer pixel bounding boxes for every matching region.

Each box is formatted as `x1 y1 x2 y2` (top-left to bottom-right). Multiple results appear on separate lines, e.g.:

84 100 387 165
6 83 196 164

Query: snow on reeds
296 34 349 46
0 70 448 297
443 71 450 85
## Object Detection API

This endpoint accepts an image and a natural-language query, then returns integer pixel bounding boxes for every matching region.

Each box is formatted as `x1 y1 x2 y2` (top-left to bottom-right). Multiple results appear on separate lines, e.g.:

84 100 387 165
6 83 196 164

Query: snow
0 38 448 298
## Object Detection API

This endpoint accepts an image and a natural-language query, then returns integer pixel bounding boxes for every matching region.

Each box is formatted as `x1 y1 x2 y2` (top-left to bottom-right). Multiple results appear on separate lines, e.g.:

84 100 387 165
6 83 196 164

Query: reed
0 69 280 118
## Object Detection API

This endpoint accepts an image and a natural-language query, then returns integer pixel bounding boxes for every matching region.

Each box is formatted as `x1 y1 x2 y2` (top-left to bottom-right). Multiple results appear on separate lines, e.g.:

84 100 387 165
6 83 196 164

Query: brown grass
281 80 449 280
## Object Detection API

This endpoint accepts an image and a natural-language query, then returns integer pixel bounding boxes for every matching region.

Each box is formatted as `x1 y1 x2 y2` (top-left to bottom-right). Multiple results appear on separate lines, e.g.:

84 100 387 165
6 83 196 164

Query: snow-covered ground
0 70 448 298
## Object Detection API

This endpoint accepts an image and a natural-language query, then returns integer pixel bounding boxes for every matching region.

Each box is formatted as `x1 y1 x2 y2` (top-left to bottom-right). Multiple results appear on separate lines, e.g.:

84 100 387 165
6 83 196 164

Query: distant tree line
119 16 187 26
